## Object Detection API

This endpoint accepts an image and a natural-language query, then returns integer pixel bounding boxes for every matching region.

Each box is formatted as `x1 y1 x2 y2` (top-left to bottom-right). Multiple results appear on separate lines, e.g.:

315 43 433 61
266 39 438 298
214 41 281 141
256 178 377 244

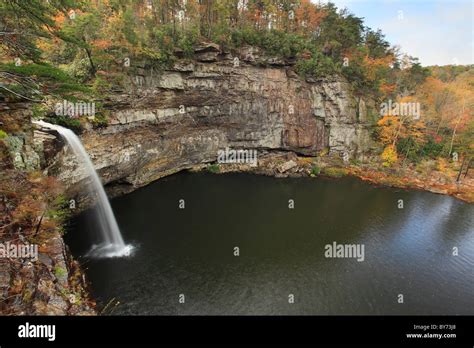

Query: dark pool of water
66 172 474 315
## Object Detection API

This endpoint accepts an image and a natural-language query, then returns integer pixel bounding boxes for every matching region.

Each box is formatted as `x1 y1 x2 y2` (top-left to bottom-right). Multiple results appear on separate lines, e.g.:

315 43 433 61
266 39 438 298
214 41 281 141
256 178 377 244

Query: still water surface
67 172 474 314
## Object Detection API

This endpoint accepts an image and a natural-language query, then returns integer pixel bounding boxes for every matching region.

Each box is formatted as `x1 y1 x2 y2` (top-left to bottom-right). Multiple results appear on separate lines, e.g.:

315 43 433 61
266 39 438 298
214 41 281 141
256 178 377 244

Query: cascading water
34 120 133 258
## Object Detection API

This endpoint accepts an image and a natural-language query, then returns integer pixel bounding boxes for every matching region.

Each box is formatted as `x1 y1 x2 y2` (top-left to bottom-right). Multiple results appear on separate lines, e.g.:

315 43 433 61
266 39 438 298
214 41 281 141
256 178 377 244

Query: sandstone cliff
40 46 375 197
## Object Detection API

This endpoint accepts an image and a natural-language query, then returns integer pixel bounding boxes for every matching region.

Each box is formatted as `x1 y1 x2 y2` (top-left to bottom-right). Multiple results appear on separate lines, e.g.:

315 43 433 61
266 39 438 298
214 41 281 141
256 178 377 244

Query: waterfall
34 120 133 258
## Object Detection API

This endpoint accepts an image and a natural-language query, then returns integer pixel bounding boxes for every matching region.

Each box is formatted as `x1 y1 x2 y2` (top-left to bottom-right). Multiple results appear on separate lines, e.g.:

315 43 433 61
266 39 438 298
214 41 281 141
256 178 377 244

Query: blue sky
317 0 473 66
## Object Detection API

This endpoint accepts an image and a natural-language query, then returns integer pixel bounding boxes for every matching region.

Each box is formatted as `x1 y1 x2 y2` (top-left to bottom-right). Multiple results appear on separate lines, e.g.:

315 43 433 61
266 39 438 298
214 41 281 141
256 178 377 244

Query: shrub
436 158 452 175
420 137 446 158
350 158 362 166
44 115 83 134
31 104 49 120
295 52 338 78
176 27 200 58
54 266 67 279
310 165 321 175
62 58 92 83
381 144 398 167
207 164 220 173
47 194 71 225
397 136 446 163
91 113 108 128
0 130 8 139
415 160 436 175
92 76 112 94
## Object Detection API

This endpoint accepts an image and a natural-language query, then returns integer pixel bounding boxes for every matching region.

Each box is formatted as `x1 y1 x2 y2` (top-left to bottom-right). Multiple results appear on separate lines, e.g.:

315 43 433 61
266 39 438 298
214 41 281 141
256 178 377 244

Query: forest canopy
1 0 429 98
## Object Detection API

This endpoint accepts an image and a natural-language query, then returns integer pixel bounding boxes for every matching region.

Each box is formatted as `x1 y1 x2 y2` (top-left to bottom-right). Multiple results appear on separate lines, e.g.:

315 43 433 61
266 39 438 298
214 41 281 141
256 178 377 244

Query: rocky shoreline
201 151 473 204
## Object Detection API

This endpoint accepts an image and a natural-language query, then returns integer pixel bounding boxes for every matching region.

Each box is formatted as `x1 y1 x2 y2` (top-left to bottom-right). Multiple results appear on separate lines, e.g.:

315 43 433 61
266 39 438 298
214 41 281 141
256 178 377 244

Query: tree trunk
449 98 465 157
84 44 96 76
449 124 458 157
392 117 404 147
435 119 442 134
34 212 45 236
402 140 412 167
464 157 471 178
456 156 466 182
207 0 212 38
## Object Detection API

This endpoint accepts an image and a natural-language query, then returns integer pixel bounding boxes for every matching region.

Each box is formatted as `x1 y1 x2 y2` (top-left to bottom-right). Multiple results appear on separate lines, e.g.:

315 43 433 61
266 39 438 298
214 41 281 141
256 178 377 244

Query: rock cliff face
0 104 41 172
42 47 374 197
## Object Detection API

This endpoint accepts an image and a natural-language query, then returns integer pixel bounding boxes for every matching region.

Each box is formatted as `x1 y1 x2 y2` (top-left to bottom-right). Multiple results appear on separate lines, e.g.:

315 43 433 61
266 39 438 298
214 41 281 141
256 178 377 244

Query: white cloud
379 1 473 65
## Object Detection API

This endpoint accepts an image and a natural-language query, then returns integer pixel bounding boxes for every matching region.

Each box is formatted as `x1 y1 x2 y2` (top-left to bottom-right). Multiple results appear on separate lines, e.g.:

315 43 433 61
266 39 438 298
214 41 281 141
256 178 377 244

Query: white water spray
34 120 133 258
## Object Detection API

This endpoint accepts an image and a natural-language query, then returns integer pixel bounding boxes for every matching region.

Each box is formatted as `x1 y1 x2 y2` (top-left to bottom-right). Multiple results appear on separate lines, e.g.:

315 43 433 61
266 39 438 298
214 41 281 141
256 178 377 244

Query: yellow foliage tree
381 144 398 167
